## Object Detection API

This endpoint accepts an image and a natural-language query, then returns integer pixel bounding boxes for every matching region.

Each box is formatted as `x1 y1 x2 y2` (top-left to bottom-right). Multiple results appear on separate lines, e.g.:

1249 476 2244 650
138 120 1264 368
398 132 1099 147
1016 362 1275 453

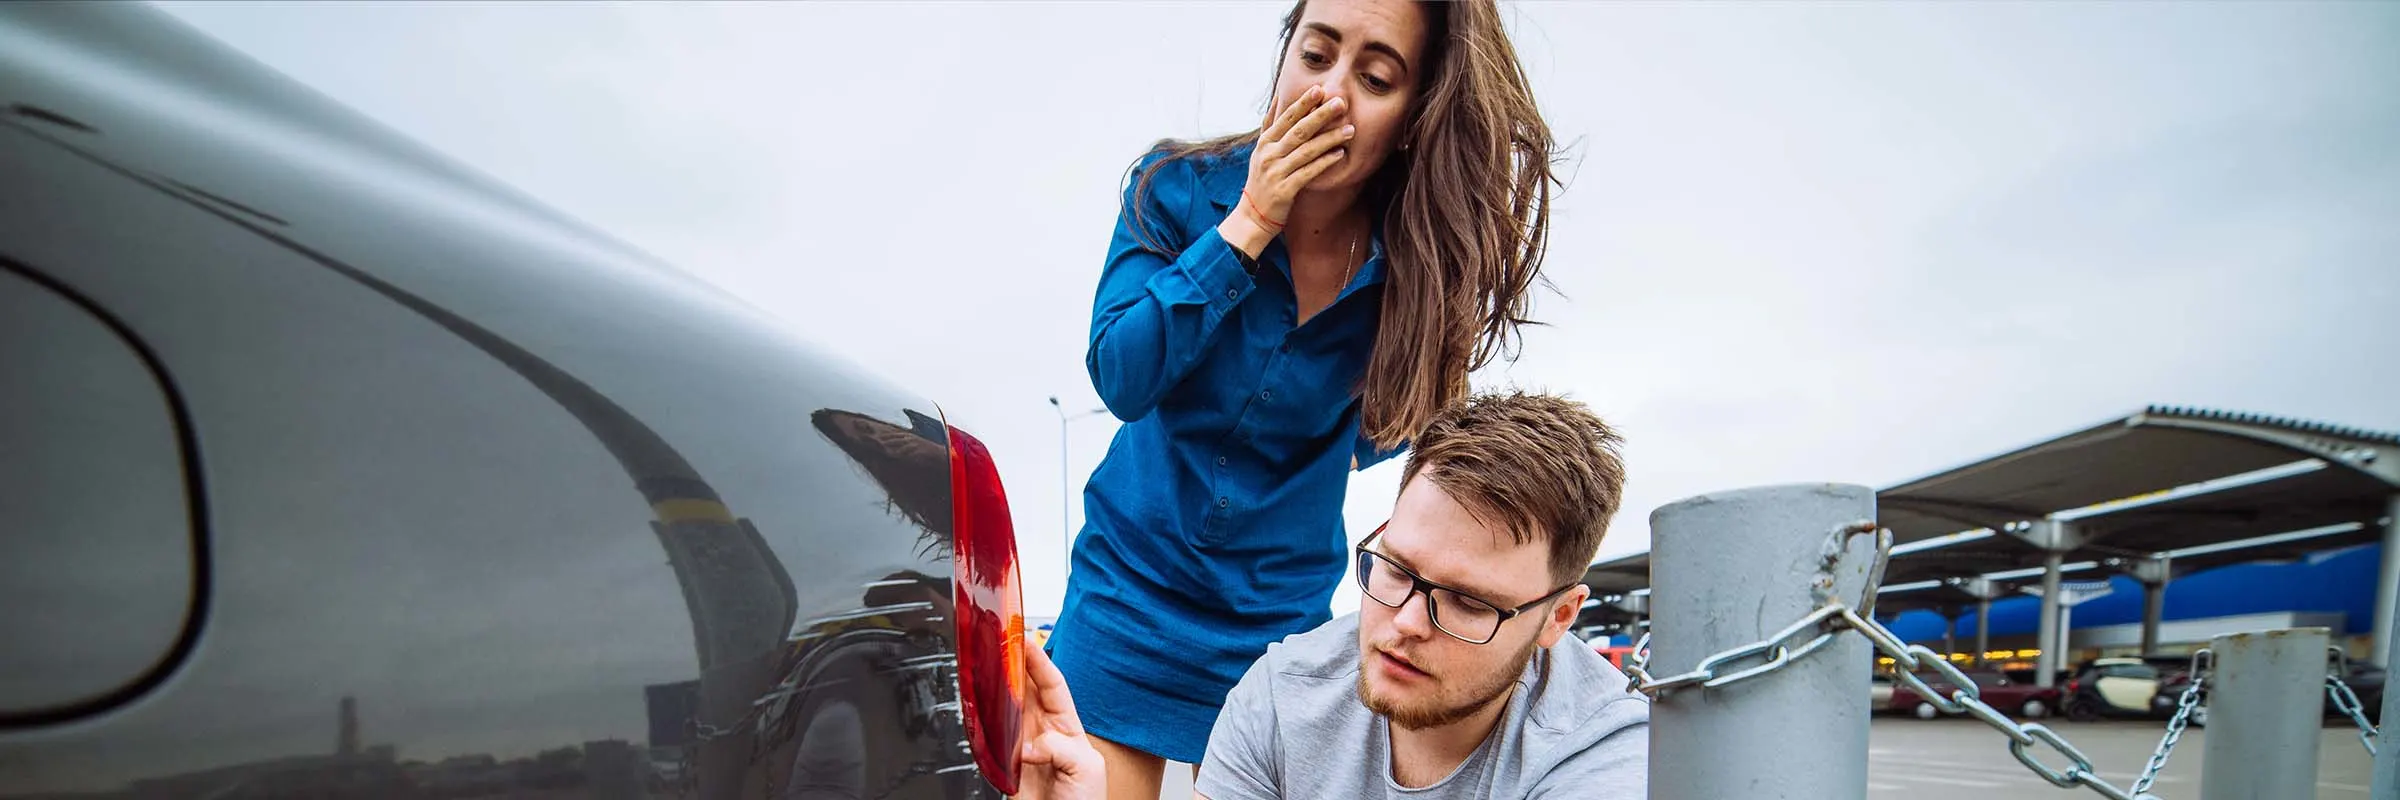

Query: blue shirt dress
1047 142 1405 763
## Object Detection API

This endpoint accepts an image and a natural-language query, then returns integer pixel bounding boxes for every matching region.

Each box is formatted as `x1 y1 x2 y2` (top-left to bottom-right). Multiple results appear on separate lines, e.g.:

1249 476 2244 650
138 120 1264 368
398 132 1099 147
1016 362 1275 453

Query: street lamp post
1048 397 1110 572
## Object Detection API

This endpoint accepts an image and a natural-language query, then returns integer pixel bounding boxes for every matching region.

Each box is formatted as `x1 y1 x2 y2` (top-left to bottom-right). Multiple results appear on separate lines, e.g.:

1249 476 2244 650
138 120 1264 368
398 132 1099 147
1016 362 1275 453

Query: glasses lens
1358 551 1415 608
1430 588 1503 643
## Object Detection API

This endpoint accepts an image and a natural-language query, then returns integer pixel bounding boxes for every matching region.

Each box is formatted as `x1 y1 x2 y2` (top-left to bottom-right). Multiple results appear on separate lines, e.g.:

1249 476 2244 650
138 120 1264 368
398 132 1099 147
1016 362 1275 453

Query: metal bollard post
1649 483 1877 800
2200 627 2329 800
2375 605 2400 798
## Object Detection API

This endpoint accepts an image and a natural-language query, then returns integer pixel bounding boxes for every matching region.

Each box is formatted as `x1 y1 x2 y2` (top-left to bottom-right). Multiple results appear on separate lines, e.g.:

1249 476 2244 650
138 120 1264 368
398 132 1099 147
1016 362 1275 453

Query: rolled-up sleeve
1086 151 1256 423
1352 428 1407 472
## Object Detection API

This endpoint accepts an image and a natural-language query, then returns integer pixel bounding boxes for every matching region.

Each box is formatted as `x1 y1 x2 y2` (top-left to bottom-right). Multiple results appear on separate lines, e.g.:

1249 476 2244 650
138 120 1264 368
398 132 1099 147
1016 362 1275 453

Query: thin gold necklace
1340 228 1358 292
1307 229 1356 322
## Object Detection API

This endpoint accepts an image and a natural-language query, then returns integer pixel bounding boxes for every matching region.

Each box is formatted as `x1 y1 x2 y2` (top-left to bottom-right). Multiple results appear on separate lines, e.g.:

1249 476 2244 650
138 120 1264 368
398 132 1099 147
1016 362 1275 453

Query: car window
1913 670 1972 688
0 266 198 719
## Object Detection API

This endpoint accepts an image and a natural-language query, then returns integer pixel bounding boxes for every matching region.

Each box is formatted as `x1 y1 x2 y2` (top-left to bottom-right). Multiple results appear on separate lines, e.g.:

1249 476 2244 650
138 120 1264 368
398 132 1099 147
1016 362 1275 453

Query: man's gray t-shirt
1195 613 1649 799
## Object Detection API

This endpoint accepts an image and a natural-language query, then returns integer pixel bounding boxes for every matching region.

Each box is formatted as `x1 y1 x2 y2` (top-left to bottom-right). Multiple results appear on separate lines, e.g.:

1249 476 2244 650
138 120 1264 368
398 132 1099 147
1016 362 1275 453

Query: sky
155 0 2400 620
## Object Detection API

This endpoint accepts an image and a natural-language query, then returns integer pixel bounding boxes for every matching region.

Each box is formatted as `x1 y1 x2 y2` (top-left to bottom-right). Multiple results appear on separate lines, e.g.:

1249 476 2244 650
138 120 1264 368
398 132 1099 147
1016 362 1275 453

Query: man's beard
1357 636 1540 731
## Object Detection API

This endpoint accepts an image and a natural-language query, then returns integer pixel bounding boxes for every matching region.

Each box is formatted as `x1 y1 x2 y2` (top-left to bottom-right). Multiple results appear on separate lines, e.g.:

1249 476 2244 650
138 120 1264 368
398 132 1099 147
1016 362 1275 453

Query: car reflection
811 408 955 561
0 5 995 797
2 405 979 800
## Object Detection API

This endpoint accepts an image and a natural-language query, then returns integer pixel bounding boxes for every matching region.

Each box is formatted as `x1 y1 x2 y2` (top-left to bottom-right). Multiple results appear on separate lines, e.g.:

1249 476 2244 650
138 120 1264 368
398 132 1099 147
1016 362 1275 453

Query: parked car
1 3 1025 798
1888 669 2060 720
2065 658 2170 721
2335 663 2387 724
2163 661 2385 728
1870 673 1896 713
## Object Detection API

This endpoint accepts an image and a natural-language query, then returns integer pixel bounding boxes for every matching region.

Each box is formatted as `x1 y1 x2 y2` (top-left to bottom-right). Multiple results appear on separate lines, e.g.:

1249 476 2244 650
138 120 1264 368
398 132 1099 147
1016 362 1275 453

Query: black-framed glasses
1354 522 1580 645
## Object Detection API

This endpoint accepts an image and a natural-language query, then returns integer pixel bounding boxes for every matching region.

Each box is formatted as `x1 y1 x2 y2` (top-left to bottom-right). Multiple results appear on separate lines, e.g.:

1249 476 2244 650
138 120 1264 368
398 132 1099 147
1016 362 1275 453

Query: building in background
1884 542 2381 669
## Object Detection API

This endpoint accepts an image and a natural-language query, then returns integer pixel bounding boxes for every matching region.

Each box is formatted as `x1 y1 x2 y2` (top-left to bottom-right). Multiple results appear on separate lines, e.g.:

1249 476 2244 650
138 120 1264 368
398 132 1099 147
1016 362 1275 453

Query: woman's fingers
1288 146 1347 189
1263 85 1322 145
1283 122 1354 172
1278 93 1346 150
1251 87 1346 222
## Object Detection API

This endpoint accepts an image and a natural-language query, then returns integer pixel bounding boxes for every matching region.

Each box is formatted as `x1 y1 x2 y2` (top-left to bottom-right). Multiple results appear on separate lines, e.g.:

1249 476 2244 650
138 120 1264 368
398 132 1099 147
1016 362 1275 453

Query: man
1020 391 1649 799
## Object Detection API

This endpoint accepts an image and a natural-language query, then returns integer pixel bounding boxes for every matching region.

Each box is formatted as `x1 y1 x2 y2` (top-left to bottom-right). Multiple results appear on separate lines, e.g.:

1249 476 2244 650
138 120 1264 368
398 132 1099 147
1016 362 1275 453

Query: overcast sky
156 0 2400 619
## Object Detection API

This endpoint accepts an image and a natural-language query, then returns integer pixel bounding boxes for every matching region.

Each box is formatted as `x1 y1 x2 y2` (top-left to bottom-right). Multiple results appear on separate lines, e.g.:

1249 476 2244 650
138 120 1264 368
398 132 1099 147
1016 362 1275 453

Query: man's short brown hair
1398 391 1627 585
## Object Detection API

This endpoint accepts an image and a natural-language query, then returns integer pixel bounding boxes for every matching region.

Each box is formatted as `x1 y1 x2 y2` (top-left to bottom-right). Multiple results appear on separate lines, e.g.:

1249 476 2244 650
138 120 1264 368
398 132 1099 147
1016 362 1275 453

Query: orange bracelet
1241 190 1285 229
1245 204 1283 232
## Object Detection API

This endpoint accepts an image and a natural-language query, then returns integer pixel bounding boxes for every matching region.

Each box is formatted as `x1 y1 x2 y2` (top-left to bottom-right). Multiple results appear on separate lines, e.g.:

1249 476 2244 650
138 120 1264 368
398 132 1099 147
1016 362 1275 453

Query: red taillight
947 424 1024 795
2066 679 2080 694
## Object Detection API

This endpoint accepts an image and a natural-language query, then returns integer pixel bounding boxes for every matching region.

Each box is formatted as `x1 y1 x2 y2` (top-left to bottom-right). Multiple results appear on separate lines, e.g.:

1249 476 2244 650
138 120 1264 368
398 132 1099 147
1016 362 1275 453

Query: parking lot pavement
1868 718 2377 799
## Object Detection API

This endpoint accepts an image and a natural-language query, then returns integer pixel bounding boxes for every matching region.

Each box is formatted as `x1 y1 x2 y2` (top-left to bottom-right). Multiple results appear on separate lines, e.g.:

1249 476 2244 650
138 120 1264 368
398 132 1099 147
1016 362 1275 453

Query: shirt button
1217 497 1231 508
1217 456 1228 466
1225 288 1239 300
1260 390 1273 401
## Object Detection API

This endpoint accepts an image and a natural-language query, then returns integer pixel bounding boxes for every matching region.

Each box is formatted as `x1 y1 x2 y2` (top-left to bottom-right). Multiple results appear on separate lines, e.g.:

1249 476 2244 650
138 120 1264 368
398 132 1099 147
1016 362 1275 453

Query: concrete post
1650 484 1876 800
2057 602 2075 662
1952 577 2000 669
2119 556 2172 656
2035 552 2064 688
2200 628 2330 800
1622 593 1650 637
1941 609 1958 660
2375 599 2400 798
1974 599 1991 668
2141 582 2165 655
2376 494 2400 667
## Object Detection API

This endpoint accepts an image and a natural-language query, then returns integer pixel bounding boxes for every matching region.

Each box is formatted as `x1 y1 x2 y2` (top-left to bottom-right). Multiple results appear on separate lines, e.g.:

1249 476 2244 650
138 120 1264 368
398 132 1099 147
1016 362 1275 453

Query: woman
1047 1 1560 795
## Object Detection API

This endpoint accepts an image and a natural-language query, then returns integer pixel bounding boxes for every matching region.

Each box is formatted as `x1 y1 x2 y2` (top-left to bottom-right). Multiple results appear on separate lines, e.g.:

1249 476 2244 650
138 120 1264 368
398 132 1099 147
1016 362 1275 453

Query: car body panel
1886 669 2060 718
2065 658 2167 720
2095 672 2155 711
0 266 199 718
0 3 991 798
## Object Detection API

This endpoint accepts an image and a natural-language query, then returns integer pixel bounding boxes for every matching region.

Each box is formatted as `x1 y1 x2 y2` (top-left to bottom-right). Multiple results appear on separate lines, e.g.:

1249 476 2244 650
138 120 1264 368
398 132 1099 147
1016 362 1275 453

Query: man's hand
1017 644 1106 800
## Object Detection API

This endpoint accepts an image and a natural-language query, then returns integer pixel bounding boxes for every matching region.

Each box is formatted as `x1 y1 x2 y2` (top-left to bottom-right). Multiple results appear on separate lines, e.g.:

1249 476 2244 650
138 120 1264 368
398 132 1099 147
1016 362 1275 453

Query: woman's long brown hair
1126 0 1560 449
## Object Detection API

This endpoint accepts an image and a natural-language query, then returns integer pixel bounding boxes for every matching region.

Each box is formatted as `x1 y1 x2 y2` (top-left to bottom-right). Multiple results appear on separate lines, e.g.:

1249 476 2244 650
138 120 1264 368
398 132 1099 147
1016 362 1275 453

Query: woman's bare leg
1090 734 1165 800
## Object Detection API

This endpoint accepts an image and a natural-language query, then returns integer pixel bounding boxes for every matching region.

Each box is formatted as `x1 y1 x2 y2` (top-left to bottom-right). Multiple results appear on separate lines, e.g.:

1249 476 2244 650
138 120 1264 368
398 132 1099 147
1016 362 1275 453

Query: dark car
2334 663 2387 724
2161 661 2385 728
2064 658 2171 721
1887 668 2061 720
2 3 1027 799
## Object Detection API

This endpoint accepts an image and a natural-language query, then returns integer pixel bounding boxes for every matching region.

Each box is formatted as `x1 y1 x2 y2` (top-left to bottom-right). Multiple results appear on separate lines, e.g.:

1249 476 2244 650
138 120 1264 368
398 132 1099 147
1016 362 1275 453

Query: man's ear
1535 585 1588 649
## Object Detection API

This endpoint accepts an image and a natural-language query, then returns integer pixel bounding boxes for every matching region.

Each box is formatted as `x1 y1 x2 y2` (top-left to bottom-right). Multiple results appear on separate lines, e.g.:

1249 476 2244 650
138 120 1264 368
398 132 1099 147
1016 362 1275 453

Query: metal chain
2131 650 2209 796
1622 521 1880 697
1622 521 2165 800
2326 645 2380 756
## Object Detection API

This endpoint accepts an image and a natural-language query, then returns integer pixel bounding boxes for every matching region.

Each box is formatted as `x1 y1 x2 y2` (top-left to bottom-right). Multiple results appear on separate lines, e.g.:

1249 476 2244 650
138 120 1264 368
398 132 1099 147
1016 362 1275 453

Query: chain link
1623 521 2164 800
1622 522 1879 698
1622 605 1848 696
2325 645 2380 756
2131 650 2208 796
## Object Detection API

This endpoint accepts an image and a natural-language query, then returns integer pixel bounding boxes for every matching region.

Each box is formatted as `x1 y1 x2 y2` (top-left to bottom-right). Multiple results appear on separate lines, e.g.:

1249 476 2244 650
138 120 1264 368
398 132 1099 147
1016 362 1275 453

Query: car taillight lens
948 424 1023 795
2066 679 2080 694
